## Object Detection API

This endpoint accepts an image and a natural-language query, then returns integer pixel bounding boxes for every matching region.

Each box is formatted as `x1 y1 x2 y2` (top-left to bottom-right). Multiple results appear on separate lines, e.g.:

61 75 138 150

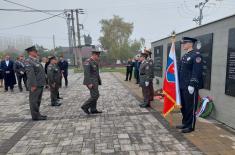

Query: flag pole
168 31 176 127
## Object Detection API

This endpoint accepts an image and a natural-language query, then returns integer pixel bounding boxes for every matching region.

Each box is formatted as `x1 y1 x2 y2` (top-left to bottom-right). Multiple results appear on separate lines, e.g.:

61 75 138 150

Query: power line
0 12 64 30
0 8 64 12
3 0 66 19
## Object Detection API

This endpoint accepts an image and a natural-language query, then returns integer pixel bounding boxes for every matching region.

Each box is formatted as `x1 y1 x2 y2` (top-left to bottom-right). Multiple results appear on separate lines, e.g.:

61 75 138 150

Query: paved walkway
114 72 235 155
0 72 202 155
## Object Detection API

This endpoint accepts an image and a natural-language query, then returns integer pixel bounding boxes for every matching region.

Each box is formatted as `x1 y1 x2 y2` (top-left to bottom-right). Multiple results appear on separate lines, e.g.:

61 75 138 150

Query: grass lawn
73 67 126 74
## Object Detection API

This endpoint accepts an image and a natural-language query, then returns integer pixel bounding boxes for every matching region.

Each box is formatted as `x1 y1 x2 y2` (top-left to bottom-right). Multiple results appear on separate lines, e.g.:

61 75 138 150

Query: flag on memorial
162 42 181 117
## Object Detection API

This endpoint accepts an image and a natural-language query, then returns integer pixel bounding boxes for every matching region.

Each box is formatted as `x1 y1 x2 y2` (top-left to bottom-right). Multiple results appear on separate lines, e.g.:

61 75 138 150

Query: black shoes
32 116 47 121
139 103 150 108
181 128 194 133
51 102 62 106
176 124 187 129
81 107 90 115
58 97 63 100
90 110 102 114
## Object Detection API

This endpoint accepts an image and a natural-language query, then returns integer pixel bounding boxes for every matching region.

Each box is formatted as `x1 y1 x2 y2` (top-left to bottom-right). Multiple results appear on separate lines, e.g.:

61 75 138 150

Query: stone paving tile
0 72 203 155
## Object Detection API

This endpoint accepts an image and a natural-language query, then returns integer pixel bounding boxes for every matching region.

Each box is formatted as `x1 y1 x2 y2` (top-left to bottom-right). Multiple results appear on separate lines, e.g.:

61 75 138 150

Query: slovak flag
162 42 181 117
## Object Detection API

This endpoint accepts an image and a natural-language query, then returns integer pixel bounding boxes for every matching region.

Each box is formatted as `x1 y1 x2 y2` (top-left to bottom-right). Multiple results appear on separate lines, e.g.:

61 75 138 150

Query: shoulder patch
196 57 202 63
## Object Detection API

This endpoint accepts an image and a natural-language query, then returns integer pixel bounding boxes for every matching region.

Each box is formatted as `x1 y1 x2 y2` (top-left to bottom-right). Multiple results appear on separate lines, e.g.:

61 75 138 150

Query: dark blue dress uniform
58 59 69 87
178 48 203 132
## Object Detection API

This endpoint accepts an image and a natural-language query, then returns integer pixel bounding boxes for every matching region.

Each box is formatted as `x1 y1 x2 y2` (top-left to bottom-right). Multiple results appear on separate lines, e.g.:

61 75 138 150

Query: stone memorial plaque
225 28 235 97
154 45 163 77
195 33 213 90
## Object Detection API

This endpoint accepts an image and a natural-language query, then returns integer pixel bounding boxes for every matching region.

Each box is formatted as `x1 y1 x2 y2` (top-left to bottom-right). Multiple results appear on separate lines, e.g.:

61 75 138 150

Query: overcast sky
0 0 235 49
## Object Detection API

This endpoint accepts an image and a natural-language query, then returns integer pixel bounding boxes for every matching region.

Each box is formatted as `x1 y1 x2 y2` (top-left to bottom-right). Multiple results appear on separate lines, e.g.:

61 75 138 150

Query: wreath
196 96 214 118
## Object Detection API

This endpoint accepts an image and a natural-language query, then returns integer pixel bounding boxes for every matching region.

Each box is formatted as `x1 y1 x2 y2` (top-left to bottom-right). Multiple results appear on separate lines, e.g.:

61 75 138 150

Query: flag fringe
162 90 181 117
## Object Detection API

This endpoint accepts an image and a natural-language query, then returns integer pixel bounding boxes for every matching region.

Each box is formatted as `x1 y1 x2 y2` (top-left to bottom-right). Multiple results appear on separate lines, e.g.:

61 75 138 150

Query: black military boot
139 103 150 108
176 124 187 129
51 102 61 106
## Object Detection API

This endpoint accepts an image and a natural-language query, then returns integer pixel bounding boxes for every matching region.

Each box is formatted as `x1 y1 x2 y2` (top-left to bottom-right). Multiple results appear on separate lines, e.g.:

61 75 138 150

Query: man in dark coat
125 58 134 81
0 54 16 92
58 56 69 87
134 56 141 84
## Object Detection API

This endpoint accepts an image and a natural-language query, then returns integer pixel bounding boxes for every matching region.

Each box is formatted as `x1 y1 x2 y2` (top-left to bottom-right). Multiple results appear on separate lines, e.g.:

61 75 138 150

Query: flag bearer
176 37 203 133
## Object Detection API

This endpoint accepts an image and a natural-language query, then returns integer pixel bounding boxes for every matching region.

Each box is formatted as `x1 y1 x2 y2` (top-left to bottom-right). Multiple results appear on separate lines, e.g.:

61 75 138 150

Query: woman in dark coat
0 54 16 92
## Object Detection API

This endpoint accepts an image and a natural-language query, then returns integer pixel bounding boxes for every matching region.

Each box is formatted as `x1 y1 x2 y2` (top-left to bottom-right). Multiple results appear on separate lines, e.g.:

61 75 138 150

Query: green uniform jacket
139 60 151 87
25 57 46 88
83 58 101 86
147 57 154 79
47 64 62 86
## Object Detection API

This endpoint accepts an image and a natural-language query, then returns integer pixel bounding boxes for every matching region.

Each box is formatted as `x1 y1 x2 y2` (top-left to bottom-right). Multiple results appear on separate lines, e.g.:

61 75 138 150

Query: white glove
20 71 24 75
145 81 149 87
188 86 195 95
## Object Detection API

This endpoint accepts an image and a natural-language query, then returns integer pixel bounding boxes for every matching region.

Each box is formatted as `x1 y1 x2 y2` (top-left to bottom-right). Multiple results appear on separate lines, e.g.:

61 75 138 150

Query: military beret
25 46 37 53
181 37 197 44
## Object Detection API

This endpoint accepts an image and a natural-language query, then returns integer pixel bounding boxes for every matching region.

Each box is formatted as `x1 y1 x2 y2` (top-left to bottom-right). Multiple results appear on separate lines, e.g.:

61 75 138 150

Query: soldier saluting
25 46 47 121
81 50 102 115
176 37 203 133
139 52 151 108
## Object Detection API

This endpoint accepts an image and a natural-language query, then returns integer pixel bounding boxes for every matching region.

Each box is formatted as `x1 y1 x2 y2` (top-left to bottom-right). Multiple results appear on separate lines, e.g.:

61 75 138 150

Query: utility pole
53 34 56 51
65 12 73 58
70 10 78 66
75 9 84 70
193 0 209 26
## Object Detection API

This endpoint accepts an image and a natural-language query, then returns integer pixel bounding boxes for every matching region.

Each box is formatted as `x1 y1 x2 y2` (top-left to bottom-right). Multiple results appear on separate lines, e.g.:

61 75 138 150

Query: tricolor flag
162 42 181 117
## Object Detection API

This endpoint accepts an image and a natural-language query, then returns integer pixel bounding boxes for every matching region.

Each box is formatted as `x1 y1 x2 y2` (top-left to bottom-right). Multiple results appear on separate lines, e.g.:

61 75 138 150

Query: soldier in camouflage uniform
25 46 47 121
139 52 151 108
81 50 102 115
145 48 155 101
47 56 62 106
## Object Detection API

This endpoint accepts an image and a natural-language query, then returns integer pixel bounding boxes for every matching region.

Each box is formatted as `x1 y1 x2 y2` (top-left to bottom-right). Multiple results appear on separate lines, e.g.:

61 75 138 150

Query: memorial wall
151 14 235 128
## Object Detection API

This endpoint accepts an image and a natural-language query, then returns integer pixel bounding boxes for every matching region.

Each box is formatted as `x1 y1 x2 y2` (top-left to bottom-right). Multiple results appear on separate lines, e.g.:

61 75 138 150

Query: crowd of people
125 48 154 108
1 36 203 133
0 46 69 120
0 52 68 93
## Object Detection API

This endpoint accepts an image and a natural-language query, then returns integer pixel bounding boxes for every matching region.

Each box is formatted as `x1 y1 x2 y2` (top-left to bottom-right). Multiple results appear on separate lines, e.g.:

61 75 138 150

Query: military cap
144 48 152 54
49 56 57 62
140 52 148 58
25 45 37 53
91 49 101 54
181 37 197 44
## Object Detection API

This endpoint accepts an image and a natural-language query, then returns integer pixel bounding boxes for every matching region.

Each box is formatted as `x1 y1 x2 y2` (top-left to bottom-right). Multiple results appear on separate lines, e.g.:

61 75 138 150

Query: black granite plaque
167 41 181 62
195 33 213 90
154 45 163 77
225 28 235 97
